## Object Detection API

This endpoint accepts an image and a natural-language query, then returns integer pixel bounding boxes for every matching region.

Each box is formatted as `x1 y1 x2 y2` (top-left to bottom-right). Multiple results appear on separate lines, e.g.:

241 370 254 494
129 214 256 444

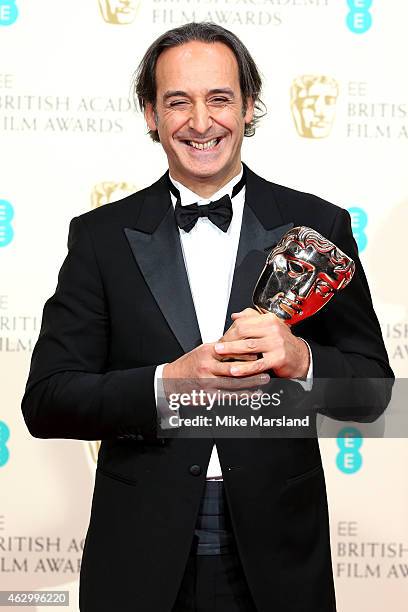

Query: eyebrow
162 88 235 102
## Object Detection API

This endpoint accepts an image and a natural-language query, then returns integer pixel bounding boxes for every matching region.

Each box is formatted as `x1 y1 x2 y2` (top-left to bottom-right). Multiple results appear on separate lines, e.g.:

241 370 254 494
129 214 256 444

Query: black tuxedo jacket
22 164 393 612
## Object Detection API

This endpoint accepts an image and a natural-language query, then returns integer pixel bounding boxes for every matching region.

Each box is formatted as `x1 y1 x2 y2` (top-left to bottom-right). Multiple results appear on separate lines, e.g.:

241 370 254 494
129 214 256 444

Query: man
21 22 393 612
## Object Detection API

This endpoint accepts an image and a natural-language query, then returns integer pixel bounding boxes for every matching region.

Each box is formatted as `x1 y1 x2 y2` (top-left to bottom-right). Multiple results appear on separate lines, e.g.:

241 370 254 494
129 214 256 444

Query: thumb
231 307 256 320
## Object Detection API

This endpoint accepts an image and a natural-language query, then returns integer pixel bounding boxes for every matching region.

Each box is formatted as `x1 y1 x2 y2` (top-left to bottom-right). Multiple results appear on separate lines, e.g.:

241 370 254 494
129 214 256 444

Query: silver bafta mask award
253 226 355 325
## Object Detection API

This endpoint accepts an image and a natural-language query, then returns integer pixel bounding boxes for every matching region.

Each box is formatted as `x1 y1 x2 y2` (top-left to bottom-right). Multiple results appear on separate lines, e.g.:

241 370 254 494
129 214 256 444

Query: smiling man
22 22 393 612
143 40 254 196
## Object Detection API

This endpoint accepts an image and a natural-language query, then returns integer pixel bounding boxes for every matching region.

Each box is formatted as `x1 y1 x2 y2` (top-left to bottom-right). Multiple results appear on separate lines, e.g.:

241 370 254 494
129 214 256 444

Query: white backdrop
1 1 407 610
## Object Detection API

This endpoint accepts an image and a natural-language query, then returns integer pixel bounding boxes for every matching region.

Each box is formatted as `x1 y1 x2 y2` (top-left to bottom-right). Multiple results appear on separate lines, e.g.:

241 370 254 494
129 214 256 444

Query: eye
209 97 229 105
302 97 317 108
288 261 305 275
169 100 189 107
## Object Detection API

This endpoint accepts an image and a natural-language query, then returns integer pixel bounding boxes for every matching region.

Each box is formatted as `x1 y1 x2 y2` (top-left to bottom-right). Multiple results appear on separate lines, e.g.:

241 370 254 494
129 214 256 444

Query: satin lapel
223 165 293 334
223 208 293 334
124 178 201 354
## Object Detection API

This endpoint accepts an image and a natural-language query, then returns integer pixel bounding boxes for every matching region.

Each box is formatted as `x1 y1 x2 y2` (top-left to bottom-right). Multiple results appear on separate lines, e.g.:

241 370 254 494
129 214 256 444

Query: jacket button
189 464 202 476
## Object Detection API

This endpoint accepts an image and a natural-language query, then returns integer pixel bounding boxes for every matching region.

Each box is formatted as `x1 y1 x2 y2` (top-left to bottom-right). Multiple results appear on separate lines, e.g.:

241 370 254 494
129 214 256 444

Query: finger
214 373 270 390
218 353 258 362
229 358 269 377
215 339 263 356
218 314 262 343
216 317 262 344
239 316 286 342
231 307 259 320
213 342 259 361
211 359 260 377
238 353 258 361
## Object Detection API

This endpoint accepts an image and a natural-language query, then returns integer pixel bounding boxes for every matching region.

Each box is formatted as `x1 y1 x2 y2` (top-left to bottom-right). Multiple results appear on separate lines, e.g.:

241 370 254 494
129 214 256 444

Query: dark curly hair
132 21 266 142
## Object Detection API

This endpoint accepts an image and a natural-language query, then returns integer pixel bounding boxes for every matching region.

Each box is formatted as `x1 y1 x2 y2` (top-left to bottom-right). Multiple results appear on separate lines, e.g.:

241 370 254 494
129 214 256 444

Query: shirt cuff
154 364 181 429
292 338 313 391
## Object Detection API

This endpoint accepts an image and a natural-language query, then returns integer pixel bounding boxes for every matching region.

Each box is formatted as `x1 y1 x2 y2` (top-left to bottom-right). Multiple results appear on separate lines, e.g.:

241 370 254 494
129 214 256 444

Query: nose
188 100 213 134
313 95 326 117
292 271 317 299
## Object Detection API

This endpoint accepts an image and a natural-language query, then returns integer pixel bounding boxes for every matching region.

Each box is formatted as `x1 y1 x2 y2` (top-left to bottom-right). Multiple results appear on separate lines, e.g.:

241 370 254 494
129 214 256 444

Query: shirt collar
168 164 244 207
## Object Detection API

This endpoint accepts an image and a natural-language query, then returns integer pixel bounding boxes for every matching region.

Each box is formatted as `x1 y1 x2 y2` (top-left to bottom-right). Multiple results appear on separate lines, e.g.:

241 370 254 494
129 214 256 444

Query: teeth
188 138 218 150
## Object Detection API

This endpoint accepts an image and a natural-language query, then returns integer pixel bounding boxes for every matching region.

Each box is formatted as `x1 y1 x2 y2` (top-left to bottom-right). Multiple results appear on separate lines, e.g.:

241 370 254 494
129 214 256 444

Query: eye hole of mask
288 260 305 275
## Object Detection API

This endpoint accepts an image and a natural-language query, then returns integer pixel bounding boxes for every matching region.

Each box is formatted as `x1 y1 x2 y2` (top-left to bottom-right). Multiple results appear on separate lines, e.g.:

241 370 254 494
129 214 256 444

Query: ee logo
0 0 18 25
346 0 373 34
336 427 363 474
0 200 14 247
348 206 367 253
0 421 10 467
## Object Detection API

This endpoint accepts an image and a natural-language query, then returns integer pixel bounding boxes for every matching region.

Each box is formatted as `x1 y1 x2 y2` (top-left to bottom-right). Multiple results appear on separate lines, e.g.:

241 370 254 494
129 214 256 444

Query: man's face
98 0 139 24
292 81 337 139
253 238 347 325
144 41 254 186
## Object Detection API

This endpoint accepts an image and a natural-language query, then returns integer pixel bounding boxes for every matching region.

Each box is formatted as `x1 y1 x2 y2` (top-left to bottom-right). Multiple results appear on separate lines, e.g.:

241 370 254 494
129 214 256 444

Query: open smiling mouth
182 137 223 151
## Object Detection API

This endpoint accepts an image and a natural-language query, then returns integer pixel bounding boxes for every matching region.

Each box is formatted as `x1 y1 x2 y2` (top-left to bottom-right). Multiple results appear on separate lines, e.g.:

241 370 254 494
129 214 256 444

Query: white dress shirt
154 164 312 479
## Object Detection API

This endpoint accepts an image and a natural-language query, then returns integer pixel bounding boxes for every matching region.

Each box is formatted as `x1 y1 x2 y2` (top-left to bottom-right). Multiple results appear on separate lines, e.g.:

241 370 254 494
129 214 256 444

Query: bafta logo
91 181 137 208
290 75 339 139
97 0 140 25
253 226 355 325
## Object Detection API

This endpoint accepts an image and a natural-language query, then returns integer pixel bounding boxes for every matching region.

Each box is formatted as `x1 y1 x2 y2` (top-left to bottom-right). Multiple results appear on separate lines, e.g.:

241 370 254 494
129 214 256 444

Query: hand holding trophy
215 226 355 380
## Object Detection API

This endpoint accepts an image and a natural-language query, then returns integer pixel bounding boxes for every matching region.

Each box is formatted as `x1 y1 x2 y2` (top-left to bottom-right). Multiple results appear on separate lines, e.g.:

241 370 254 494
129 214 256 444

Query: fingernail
260 374 270 382
230 366 239 375
215 343 224 351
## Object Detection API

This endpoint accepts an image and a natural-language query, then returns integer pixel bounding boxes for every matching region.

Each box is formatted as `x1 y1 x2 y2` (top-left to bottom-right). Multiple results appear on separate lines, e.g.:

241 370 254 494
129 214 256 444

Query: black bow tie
168 169 246 233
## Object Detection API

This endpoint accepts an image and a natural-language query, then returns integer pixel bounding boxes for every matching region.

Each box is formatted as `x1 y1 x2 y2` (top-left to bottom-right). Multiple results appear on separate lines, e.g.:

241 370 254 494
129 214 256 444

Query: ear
144 102 158 132
244 97 255 125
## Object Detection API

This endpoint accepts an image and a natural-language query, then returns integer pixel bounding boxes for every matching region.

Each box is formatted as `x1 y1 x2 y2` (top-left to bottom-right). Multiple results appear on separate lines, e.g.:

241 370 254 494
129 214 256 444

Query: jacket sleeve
21 215 158 441
302 207 394 421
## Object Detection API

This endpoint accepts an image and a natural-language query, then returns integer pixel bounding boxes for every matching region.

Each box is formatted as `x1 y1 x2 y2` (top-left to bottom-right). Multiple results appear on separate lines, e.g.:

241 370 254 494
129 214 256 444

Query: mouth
269 293 303 317
312 121 329 128
180 137 224 153
279 299 302 317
